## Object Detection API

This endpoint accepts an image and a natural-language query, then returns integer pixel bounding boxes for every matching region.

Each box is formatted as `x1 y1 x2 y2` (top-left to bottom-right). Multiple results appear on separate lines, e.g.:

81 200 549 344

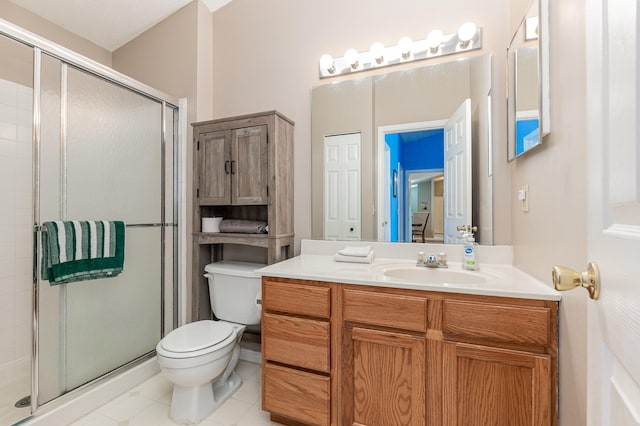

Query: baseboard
239 347 261 364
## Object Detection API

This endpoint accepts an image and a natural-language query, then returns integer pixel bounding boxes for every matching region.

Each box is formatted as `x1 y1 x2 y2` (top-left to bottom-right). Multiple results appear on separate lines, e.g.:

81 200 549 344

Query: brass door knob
552 262 601 300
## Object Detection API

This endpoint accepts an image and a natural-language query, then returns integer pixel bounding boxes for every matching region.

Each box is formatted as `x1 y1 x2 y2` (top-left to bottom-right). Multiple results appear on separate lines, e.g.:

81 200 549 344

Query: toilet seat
157 320 237 360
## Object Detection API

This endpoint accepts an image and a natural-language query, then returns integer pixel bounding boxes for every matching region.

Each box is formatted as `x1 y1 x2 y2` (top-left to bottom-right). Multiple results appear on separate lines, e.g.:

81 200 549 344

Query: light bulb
320 54 335 73
458 22 477 47
426 29 444 53
370 42 385 64
344 48 359 69
398 36 413 59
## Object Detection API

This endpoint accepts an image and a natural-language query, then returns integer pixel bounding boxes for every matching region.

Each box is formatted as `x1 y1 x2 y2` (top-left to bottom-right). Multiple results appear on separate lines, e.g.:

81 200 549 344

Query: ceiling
10 0 232 52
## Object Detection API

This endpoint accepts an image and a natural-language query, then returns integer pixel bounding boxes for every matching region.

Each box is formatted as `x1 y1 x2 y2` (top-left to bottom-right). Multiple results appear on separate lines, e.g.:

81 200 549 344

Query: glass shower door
0 32 33 426
38 55 170 404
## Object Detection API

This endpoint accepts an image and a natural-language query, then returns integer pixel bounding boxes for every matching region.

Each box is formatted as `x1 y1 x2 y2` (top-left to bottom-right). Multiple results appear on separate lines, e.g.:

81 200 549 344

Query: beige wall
509 0 588 424
211 0 512 251
112 1 203 323
0 0 111 66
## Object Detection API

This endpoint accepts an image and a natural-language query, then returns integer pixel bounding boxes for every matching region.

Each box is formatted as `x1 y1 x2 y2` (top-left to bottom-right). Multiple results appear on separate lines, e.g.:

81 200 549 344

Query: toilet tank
204 261 264 325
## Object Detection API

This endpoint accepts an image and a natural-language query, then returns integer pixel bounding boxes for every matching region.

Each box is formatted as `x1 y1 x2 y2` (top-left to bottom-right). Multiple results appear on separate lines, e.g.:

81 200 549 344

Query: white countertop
257 240 561 301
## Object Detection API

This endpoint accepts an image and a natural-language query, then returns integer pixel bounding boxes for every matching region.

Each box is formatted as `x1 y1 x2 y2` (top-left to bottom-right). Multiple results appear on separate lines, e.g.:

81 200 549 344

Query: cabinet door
343 327 425 426
443 342 551 426
198 130 231 205
231 125 268 205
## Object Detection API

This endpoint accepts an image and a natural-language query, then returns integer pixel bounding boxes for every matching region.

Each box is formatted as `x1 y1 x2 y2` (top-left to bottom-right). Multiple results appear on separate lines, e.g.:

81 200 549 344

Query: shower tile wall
0 77 33 382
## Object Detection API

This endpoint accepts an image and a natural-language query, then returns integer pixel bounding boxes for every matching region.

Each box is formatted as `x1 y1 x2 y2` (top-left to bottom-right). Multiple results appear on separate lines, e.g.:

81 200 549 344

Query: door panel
343 327 425 426
199 131 231 205
443 99 472 244
232 125 268 205
586 0 640 423
323 133 361 240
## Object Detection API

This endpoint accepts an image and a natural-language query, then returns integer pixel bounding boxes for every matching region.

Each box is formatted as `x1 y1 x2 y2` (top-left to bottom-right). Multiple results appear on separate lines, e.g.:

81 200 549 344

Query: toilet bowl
156 261 263 424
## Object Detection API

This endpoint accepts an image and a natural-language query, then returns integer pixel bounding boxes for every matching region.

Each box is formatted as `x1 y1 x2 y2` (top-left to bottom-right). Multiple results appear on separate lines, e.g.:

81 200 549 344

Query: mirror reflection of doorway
379 127 445 242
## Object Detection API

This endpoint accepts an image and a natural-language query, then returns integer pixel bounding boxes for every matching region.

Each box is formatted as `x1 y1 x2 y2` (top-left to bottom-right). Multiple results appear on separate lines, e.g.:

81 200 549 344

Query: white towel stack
334 245 374 264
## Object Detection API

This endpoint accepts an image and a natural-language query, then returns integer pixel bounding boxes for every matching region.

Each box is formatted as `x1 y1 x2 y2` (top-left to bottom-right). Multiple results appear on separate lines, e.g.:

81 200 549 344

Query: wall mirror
311 54 493 245
507 0 550 159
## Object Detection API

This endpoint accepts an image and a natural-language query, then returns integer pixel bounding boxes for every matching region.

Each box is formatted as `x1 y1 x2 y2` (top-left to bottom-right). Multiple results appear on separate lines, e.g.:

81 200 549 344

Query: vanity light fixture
318 22 482 78
457 22 478 49
370 42 385 65
344 48 359 70
319 54 335 74
398 36 413 60
426 29 444 54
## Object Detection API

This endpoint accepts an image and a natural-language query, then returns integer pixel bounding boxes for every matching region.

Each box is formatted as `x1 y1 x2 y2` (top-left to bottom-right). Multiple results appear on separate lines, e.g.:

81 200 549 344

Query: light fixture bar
319 25 482 79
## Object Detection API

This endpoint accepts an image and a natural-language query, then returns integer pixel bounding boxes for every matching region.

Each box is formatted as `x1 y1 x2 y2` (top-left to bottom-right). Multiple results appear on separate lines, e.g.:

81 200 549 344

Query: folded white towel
334 251 374 264
337 245 372 257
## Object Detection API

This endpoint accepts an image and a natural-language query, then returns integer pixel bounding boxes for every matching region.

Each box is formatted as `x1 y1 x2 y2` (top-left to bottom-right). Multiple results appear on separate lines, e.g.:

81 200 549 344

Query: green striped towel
41 221 125 285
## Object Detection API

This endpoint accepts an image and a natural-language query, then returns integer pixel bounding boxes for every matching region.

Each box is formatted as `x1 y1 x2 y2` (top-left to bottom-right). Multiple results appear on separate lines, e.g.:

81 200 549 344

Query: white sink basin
371 263 488 285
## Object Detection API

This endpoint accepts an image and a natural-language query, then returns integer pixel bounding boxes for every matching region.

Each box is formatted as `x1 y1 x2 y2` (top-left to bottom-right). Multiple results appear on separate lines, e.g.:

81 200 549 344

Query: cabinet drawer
343 288 427 333
442 300 551 347
263 313 330 372
263 279 331 318
263 363 330 426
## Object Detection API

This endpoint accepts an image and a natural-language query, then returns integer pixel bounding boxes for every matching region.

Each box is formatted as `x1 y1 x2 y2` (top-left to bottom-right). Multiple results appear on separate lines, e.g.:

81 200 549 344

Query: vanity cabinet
262 278 334 426
191 111 294 320
261 277 558 426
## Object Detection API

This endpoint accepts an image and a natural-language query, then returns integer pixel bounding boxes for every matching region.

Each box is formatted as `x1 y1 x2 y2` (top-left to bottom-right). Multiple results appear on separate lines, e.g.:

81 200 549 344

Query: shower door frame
0 18 184 418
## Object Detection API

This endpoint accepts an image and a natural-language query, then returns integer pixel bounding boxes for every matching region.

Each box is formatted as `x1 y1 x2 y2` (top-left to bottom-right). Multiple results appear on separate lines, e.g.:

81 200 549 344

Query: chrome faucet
417 252 448 268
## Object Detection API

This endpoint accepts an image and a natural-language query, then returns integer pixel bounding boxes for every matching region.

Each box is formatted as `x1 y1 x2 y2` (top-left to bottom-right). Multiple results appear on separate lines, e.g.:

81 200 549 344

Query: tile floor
69 360 279 426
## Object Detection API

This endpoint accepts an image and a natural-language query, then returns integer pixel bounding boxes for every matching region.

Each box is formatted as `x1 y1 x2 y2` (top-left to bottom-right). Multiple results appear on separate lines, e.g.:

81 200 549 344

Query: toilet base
168 370 242 424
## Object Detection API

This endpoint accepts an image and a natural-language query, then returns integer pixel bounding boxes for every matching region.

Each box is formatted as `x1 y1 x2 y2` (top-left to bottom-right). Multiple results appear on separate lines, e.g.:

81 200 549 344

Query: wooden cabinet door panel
263 363 330 426
199 130 231 205
343 327 425 426
263 313 330 372
443 342 551 426
232 125 268 205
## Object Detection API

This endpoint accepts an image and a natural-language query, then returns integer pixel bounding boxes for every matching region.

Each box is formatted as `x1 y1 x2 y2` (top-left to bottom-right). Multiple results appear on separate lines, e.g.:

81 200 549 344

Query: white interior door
323 133 361 240
585 0 640 423
443 99 472 244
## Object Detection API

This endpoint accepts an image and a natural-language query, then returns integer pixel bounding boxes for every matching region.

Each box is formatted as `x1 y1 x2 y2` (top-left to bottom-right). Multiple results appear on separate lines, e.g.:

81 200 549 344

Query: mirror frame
507 0 550 160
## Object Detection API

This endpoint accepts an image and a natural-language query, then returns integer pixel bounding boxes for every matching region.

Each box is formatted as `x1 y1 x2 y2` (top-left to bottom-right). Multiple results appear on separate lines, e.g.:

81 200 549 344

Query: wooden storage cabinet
191 112 294 320
198 125 268 206
261 277 558 426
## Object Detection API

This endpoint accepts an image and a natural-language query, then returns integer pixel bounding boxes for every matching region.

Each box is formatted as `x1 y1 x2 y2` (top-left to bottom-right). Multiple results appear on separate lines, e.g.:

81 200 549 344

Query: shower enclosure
0 20 182 425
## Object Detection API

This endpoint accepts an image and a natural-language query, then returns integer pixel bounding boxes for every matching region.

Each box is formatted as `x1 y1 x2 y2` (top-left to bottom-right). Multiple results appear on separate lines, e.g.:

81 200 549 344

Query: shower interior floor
0 358 31 425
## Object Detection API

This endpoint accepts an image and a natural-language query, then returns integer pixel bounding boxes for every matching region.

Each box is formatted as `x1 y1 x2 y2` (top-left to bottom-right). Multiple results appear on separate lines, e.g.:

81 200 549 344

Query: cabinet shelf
195 232 293 247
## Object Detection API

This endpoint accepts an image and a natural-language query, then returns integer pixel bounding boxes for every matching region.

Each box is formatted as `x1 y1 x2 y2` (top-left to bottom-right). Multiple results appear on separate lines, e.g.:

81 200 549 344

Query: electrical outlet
518 184 529 212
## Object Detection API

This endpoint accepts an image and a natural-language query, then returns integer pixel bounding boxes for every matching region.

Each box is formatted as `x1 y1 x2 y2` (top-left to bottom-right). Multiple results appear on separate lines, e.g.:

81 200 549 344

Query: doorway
377 122 445 242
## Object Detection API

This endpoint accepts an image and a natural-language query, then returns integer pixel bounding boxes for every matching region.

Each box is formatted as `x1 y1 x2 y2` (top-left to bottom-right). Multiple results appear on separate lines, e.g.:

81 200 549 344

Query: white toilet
156 261 264 424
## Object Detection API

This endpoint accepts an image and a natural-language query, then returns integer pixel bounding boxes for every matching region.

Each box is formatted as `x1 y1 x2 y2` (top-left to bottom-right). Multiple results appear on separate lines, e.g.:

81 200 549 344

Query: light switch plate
519 185 529 212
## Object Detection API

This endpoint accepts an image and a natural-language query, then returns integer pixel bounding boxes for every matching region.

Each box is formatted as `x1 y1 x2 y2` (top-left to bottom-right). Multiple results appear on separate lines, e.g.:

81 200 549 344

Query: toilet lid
160 321 234 353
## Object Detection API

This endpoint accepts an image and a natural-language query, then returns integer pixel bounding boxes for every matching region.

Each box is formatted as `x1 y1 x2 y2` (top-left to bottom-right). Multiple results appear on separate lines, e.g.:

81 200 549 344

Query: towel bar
36 223 175 232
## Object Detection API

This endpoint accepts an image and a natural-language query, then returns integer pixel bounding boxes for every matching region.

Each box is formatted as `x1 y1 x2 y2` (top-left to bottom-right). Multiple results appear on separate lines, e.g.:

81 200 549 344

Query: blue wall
385 134 401 241
515 119 539 155
401 129 444 171
384 129 444 242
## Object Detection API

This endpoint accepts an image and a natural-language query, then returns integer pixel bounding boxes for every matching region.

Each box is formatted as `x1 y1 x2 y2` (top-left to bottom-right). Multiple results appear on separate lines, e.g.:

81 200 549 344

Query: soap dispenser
462 232 479 270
